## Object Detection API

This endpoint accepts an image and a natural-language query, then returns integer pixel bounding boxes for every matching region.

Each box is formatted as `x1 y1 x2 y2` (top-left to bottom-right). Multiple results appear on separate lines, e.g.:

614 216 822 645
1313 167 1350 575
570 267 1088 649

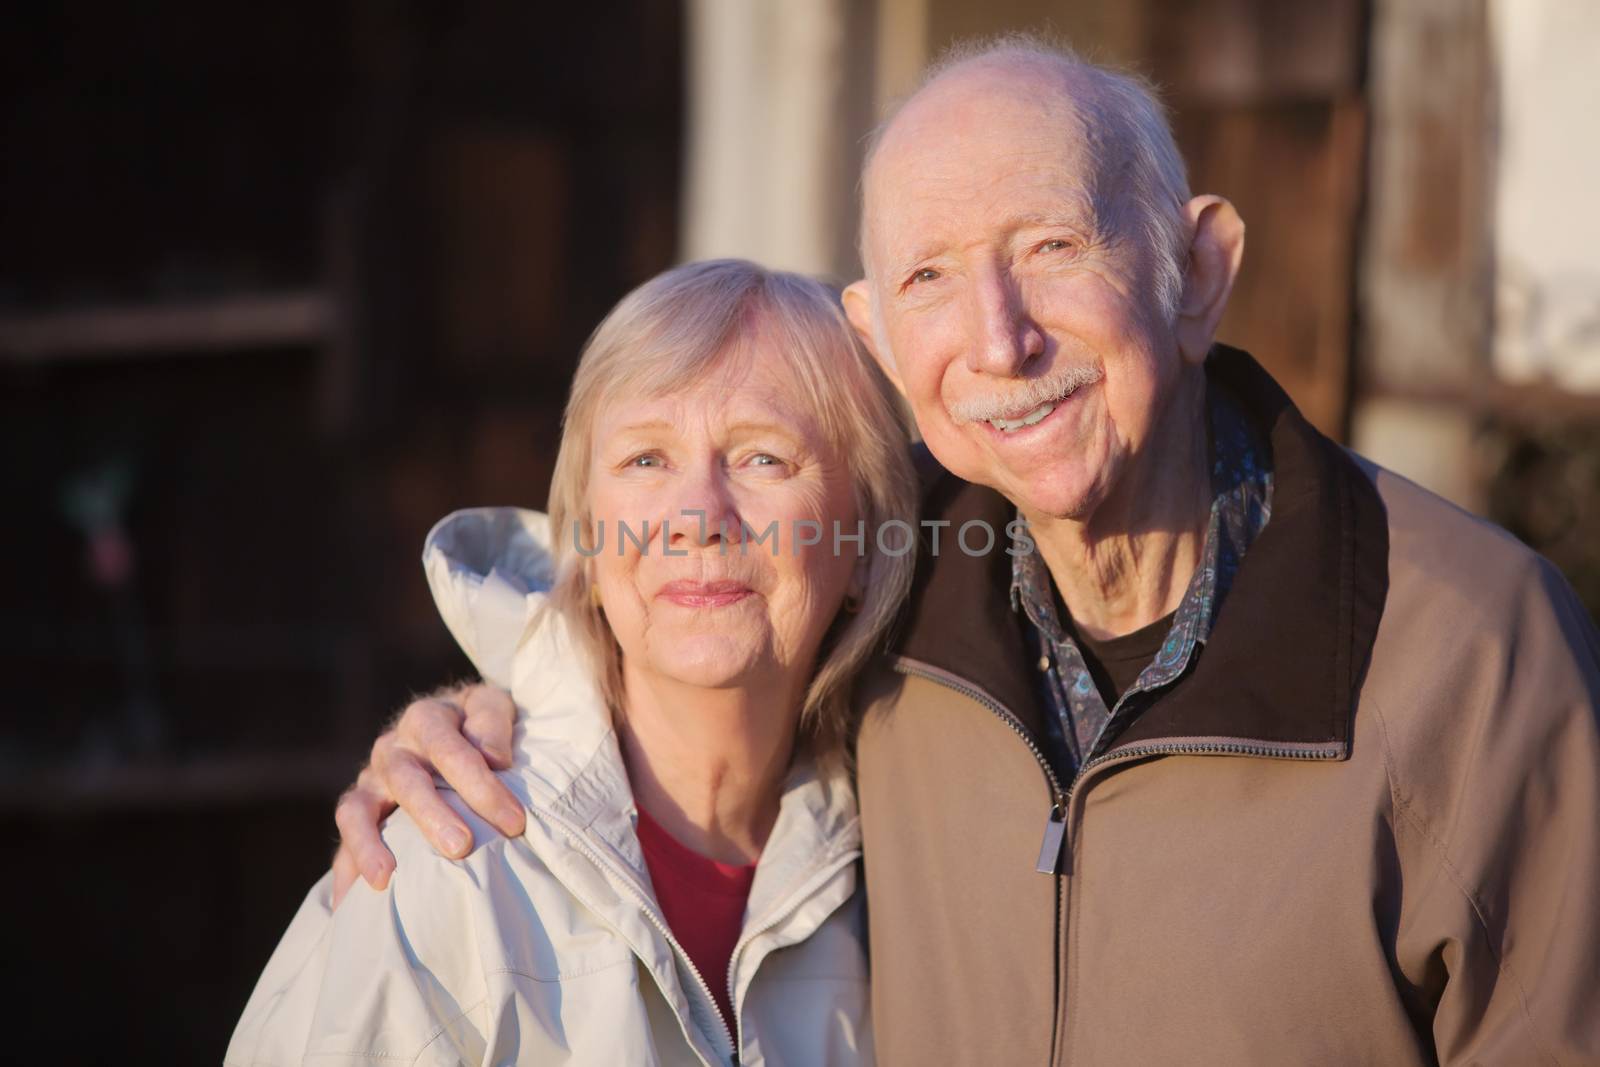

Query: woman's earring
843 590 864 614
590 584 604 608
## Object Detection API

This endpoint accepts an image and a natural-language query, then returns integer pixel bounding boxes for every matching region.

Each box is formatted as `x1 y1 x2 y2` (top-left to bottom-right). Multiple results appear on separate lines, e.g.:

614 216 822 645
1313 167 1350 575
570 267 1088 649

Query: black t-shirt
1070 610 1175 710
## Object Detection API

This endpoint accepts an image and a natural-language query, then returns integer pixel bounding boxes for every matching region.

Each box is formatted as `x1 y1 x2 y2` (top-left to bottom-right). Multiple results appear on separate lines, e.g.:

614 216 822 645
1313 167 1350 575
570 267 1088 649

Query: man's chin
936 454 1101 523
1007 473 1104 525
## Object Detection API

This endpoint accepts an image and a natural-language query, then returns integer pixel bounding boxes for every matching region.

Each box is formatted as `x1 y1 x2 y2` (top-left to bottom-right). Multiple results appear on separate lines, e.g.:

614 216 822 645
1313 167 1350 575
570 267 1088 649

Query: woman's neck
616 665 801 865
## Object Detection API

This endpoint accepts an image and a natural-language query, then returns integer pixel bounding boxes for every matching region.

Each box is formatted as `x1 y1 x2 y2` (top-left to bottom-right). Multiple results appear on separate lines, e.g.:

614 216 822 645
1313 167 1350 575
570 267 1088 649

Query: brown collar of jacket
890 343 1390 759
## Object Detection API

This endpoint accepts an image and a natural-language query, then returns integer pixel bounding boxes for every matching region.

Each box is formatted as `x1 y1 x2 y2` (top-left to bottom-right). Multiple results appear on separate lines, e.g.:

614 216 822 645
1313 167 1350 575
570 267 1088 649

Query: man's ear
843 279 905 394
1175 195 1245 366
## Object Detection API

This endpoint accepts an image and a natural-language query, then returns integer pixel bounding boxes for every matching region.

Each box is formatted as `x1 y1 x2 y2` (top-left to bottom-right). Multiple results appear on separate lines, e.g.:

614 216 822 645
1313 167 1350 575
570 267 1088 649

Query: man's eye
909 267 940 285
1039 239 1071 253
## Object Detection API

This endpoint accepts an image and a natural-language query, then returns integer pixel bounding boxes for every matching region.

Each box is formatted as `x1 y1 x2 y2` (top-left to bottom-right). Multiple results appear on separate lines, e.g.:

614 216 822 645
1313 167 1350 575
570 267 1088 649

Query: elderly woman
227 260 914 1066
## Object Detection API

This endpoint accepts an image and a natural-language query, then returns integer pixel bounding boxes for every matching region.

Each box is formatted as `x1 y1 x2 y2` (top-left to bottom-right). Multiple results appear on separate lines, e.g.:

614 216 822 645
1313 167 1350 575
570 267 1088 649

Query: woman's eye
1039 239 1071 253
626 453 663 468
750 453 784 468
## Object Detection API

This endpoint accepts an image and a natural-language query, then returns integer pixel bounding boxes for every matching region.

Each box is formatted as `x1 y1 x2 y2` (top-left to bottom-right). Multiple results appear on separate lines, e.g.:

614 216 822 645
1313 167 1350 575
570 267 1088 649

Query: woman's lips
656 579 754 608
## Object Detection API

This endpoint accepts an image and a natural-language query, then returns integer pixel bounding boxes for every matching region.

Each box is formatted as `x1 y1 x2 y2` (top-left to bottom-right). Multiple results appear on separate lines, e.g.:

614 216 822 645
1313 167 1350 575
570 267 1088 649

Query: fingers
410 695 525 840
394 692 466 748
462 684 516 769
331 844 360 910
333 766 397 890
353 687 525 866
373 734 476 858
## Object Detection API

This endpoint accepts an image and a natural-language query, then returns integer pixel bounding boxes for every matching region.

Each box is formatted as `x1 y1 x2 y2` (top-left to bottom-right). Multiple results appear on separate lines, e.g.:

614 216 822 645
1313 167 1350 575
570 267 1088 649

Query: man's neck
1026 374 1212 641
616 665 800 865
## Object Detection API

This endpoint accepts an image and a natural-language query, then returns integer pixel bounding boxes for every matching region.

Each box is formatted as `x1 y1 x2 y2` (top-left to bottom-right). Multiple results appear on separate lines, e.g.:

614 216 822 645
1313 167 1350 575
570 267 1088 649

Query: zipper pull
1035 801 1066 874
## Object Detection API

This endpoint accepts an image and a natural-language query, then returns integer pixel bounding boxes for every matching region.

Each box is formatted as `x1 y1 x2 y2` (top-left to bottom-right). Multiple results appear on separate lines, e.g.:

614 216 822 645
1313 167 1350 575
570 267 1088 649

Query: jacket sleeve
1389 556 1600 1065
224 873 338 1066
224 805 505 1067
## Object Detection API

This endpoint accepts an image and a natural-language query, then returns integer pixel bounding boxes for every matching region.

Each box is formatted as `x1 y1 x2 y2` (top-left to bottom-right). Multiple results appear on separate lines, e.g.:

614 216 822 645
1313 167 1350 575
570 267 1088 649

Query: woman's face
586 353 861 702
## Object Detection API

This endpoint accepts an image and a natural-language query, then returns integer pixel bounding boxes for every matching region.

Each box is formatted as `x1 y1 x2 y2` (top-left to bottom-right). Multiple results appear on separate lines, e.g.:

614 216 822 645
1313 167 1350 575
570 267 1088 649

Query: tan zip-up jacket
856 347 1600 1065
228 509 872 1067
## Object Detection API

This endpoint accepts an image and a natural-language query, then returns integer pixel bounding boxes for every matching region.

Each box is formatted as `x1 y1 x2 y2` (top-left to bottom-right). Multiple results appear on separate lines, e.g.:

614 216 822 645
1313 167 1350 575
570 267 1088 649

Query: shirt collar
1010 382 1273 656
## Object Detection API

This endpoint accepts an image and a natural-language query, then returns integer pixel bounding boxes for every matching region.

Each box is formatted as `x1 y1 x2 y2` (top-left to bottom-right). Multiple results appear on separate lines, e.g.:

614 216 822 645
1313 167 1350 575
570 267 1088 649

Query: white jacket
227 508 873 1066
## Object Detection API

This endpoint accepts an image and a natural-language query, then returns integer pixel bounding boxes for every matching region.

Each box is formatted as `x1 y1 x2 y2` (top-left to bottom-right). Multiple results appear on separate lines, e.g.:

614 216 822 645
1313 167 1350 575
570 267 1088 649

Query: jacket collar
891 344 1389 757
892 470 1050 736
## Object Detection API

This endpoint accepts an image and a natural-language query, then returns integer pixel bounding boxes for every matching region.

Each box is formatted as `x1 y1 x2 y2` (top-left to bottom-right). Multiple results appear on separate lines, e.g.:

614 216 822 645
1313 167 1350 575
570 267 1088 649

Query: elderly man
330 39 1600 1064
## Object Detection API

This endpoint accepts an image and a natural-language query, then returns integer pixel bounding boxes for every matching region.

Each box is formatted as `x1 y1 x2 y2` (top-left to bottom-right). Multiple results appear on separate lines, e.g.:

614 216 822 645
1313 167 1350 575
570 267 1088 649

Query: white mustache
946 363 1104 424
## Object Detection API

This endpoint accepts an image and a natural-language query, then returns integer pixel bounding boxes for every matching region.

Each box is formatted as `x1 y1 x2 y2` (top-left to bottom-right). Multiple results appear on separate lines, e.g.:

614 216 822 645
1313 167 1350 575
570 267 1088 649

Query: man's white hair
859 33 1192 322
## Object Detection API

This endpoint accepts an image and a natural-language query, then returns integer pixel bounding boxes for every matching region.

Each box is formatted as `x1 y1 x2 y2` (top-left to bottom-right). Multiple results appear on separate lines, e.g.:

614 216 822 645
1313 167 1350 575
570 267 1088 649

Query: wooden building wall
0 3 683 1061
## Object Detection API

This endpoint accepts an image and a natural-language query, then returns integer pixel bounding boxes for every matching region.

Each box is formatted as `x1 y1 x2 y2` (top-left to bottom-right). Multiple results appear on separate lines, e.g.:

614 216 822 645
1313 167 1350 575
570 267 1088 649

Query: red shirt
635 805 758 1034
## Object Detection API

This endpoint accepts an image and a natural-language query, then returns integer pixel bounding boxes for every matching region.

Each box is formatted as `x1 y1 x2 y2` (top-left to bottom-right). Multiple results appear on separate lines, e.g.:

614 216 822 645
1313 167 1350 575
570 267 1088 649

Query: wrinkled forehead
590 338 830 444
863 65 1102 264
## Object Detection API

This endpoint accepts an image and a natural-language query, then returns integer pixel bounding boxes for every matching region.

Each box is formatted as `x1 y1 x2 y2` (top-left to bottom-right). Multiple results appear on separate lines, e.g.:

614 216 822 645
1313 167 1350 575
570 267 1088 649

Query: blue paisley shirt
1011 384 1274 775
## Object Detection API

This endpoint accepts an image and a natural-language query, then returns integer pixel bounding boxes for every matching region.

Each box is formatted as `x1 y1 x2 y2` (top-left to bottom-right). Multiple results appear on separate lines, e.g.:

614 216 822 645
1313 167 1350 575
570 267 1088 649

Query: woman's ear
843 279 905 394
843 555 869 614
1175 195 1245 365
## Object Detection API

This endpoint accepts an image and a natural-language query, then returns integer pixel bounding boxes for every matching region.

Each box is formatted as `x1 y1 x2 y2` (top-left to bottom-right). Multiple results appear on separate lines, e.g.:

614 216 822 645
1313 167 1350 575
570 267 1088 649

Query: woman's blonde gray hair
545 258 917 758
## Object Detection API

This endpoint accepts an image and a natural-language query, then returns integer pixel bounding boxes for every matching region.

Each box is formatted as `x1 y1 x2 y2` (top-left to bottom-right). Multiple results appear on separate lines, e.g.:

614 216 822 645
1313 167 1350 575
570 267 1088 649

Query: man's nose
965 264 1044 377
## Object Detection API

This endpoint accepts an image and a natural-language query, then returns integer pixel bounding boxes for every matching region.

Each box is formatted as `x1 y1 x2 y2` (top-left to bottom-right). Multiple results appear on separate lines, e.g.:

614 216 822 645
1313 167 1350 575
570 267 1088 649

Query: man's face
860 74 1185 522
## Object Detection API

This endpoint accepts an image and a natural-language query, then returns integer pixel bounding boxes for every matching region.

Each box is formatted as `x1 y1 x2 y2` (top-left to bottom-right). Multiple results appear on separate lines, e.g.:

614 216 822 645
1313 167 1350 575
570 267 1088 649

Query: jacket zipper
542 804 863 1067
892 660 1347 1067
895 657 1346 873
892 656 1068 873
1057 738 1345 871
536 807 738 1065
1070 737 1344 805
723 842 863 1048
1049 737 1342 1064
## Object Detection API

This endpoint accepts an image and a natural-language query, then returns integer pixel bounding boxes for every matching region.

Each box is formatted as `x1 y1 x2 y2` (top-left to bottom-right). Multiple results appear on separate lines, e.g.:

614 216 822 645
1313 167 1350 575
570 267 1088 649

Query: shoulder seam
1366 694 1558 1066
484 956 637 983
410 995 490 1063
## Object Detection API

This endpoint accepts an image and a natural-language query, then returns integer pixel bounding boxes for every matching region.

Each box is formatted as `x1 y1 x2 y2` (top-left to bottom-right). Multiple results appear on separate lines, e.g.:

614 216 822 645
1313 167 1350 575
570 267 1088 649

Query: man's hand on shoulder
330 682 522 908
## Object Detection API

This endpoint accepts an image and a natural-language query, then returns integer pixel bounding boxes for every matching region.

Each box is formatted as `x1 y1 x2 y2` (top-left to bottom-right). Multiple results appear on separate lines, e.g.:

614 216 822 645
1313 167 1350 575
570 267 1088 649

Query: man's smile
975 376 1097 442
946 362 1105 435
984 378 1095 433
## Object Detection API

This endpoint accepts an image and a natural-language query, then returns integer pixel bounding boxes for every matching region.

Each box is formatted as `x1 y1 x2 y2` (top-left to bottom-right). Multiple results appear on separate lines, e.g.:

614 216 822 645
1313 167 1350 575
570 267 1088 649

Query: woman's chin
641 637 768 691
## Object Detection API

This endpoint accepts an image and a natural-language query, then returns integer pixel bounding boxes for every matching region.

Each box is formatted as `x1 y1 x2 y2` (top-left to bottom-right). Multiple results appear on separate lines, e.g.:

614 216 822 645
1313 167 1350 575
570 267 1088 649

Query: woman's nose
665 472 741 550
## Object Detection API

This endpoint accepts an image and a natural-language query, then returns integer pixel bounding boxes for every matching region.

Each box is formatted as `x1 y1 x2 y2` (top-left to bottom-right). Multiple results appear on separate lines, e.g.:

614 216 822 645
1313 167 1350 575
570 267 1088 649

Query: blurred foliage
1485 422 1600 622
